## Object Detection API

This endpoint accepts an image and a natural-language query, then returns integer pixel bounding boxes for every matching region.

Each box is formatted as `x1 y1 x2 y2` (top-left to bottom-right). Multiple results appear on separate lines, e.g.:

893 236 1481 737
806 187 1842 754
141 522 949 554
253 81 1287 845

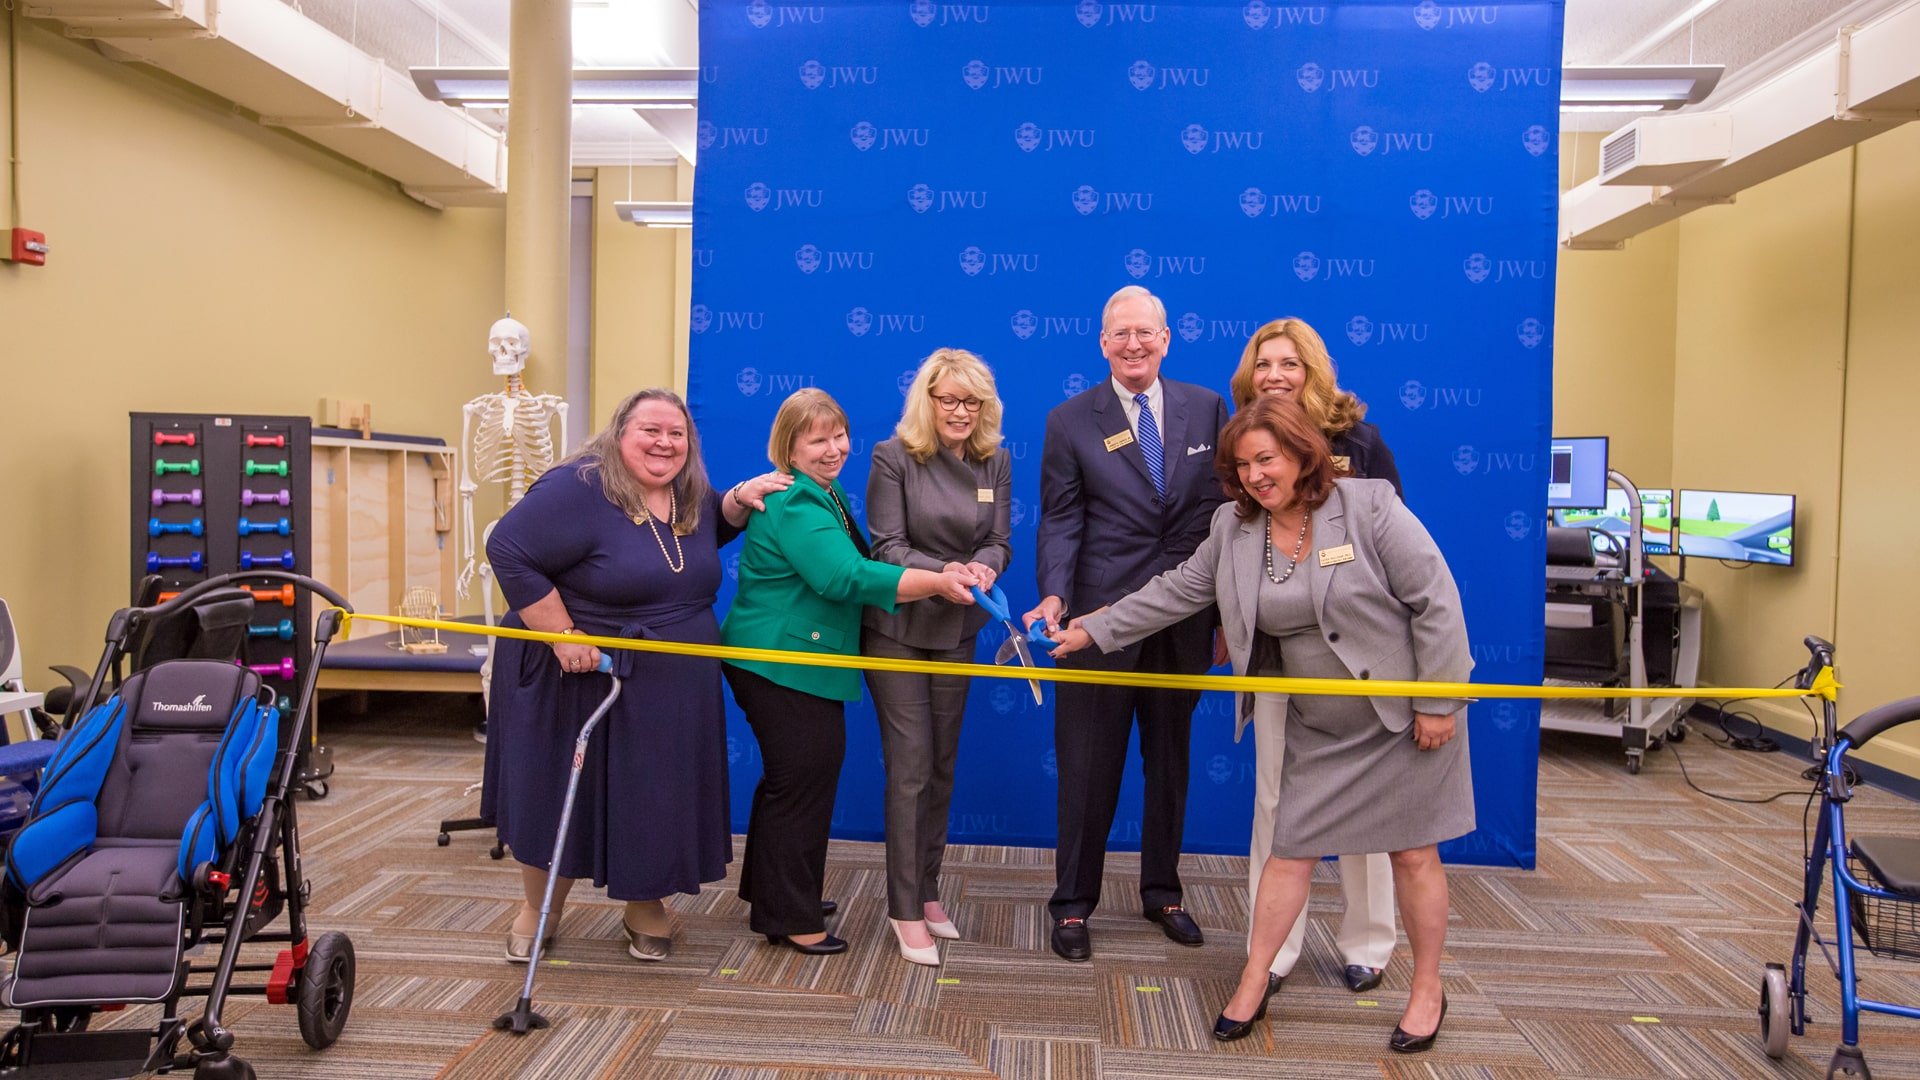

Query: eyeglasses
931 393 985 413
1103 327 1165 343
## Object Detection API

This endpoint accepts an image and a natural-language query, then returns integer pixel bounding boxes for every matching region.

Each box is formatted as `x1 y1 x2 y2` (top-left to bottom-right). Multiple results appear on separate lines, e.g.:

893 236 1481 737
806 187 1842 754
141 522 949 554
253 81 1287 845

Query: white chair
0 598 48 742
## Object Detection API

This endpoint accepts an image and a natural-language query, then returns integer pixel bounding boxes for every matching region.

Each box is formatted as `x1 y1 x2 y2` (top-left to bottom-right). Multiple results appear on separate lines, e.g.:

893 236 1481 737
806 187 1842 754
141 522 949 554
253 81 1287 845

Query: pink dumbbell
152 488 204 507
153 431 197 447
245 657 296 681
241 488 291 507
246 432 287 448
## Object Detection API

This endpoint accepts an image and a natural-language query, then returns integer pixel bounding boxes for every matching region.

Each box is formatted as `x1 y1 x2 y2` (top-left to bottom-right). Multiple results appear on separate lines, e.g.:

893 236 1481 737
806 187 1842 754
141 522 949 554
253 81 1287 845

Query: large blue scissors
973 584 1058 705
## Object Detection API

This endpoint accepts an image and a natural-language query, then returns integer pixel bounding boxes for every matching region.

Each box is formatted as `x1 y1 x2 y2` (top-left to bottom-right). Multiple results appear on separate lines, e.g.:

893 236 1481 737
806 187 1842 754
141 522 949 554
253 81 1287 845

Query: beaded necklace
633 487 686 574
1263 508 1312 585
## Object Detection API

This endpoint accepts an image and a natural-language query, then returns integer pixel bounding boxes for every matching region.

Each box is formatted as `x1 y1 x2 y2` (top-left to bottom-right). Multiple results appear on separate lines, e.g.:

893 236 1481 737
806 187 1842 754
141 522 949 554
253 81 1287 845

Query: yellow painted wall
589 163 687 428
0 25 506 675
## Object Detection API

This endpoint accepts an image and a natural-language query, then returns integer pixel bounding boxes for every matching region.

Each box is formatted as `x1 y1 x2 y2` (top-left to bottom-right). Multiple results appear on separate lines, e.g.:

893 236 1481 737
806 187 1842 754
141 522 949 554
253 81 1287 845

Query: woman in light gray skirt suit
1049 395 1472 1054
864 348 1013 966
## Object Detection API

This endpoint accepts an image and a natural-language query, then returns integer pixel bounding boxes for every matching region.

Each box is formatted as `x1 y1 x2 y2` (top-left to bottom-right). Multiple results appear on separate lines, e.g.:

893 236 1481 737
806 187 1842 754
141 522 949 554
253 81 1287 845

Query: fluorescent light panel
411 67 698 107
1559 65 1723 111
615 201 693 227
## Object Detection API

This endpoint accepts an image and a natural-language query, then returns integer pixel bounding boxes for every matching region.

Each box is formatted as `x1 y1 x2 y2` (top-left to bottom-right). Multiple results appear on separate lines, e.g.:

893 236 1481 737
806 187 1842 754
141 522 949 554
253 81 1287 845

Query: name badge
1103 429 1135 452
1330 454 1352 475
1318 544 1356 567
977 488 995 503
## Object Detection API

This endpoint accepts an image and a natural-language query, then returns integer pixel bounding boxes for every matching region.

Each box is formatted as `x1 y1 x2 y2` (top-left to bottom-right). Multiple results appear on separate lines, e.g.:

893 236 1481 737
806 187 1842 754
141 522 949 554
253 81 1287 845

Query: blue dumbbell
147 551 205 573
239 550 296 571
248 619 296 641
149 517 205 538
238 516 291 537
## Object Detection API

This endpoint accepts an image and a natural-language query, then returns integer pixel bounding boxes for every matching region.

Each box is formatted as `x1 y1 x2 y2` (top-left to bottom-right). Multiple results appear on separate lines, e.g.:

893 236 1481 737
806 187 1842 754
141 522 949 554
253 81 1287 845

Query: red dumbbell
244 657 297 681
153 431 197 447
246 433 287 449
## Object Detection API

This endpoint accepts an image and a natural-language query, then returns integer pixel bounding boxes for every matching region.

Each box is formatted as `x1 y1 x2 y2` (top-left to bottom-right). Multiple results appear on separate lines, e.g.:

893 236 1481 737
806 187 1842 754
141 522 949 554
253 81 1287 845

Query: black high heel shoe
766 933 848 955
1388 994 1448 1053
1211 973 1284 1042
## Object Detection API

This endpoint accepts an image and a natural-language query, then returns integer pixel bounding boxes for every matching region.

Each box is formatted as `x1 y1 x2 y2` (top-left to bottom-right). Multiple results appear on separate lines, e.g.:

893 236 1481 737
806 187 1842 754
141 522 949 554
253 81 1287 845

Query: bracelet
728 480 748 504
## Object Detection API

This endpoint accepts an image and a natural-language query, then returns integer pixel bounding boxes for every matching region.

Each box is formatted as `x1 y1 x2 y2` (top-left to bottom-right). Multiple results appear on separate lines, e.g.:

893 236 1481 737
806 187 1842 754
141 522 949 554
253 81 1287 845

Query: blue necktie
1134 392 1166 499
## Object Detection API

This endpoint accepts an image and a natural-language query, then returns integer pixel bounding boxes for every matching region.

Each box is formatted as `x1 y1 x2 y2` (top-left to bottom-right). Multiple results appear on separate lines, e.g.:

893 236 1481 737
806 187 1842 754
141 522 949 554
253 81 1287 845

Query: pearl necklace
633 488 686 574
1264 508 1311 585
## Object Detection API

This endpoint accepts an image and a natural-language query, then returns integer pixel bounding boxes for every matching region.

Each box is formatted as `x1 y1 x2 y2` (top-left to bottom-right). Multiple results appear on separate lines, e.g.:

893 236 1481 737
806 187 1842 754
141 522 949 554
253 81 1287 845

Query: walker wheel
1760 964 1790 1058
436 833 451 847
1669 721 1688 743
1627 754 1643 775
296 932 356 1050
489 843 506 860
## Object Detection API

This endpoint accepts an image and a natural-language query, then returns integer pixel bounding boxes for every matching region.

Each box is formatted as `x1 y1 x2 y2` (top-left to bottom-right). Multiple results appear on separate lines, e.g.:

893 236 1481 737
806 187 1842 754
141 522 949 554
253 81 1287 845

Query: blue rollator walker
0 573 356 1079
1761 635 1920 1079
494 652 621 1036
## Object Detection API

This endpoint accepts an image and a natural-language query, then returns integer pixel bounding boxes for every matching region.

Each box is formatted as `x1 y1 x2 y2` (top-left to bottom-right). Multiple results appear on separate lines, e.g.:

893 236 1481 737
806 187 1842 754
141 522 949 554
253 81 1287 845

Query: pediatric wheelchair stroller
1759 635 1920 1079
0 574 355 1079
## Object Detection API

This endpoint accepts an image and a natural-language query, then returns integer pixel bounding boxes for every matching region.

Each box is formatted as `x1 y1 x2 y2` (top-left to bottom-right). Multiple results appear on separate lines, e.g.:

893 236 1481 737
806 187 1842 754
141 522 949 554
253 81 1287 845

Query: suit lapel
1309 484 1347 627
1092 382 1153 491
1232 513 1263 647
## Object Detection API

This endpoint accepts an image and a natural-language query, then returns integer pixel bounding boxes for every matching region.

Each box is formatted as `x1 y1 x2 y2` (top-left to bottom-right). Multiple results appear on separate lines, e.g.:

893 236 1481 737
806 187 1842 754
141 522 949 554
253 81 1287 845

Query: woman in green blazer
721 388 977 955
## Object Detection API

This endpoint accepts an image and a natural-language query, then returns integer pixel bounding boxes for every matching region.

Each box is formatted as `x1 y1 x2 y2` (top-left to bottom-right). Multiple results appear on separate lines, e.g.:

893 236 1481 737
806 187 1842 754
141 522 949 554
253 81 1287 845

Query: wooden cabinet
310 434 456 621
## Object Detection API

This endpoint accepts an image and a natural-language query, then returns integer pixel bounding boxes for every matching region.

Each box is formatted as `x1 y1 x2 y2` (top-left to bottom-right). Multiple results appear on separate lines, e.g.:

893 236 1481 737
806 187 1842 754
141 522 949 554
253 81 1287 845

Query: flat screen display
1546 436 1609 510
1554 488 1674 554
1676 489 1795 566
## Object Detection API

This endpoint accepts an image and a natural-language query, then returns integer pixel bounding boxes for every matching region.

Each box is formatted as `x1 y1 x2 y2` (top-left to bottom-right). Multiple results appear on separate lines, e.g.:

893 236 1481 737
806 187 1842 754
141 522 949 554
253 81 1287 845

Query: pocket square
1186 443 1211 456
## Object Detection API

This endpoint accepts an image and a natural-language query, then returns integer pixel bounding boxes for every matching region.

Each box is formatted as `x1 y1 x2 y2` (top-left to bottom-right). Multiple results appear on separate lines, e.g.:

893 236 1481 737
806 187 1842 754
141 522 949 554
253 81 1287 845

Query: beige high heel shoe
889 919 941 966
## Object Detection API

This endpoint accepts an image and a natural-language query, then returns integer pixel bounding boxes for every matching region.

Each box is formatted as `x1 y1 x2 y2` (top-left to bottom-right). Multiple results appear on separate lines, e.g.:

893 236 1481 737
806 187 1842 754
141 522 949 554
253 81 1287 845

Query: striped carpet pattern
33 696 1920 1078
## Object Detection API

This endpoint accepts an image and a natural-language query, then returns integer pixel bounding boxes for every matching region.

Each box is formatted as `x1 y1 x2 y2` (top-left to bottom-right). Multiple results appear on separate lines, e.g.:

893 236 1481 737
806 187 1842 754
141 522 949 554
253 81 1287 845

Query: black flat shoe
1344 964 1385 993
821 899 839 918
1145 904 1204 946
766 933 848 955
1389 994 1447 1054
1212 990 1271 1042
1050 917 1092 961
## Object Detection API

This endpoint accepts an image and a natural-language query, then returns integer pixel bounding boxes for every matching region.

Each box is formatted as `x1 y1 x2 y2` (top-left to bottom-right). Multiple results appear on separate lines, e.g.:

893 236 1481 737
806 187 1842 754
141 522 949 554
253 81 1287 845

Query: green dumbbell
155 458 201 477
245 459 290 477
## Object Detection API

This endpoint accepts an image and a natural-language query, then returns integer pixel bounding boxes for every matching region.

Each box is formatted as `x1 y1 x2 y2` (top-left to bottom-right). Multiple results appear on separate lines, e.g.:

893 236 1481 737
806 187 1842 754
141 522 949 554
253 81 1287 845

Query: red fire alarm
9 228 48 266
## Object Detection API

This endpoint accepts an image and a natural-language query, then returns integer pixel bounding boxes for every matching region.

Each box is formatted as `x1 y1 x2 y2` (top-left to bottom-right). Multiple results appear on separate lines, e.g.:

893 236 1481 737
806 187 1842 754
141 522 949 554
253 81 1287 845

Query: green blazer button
810 631 820 640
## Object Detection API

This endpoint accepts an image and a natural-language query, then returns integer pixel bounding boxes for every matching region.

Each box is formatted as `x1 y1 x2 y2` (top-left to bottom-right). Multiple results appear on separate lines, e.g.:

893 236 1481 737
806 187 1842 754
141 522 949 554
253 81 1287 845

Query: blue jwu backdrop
691 0 1562 868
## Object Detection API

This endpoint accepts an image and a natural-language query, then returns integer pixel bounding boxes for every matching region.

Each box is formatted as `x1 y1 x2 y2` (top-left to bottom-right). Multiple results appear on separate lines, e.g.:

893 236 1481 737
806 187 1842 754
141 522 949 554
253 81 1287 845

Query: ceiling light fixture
615 201 693 228
410 67 699 108
1559 65 1724 112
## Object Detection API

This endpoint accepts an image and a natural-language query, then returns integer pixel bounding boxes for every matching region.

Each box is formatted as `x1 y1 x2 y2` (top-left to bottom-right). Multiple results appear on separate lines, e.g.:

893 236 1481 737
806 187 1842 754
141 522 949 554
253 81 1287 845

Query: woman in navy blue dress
481 388 788 963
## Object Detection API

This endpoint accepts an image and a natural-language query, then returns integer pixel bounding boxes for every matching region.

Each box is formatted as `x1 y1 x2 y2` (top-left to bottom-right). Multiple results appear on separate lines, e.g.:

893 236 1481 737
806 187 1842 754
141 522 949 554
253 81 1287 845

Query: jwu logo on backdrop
1073 186 1154 215
691 305 764 334
1123 248 1206 279
907 184 988 213
1292 251 1374 282
734 368 815 396
1239 188 1322 217
697 122 769 152
1345 316 1430 347
1295 62 1378 92
1127 60 1210 90
1468 61 1555 92
1522 124 1552 156
1076 1 1158 27
1463 253 1550 284
845 307 927 337
1450 444 1536 476
1351 126 1433 156
1176 312 1258 344
744 182 823 212
745 1 828 28
959 246 1041 276
1180 124 1264 154
1015 123 1096 152
909 0 991 27
963 60 1044 89
798 60 877 89
1397 381 1482 410
1010 310 1096 341
851 122 931 151
1410 190 1495 220
1415 1 1500 29
1242 2 1328 28
794 245 875 274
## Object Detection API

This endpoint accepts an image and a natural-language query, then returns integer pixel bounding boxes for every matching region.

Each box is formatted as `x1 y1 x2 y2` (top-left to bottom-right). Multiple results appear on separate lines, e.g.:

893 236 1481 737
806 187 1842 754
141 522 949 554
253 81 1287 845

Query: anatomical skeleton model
456 316 568 631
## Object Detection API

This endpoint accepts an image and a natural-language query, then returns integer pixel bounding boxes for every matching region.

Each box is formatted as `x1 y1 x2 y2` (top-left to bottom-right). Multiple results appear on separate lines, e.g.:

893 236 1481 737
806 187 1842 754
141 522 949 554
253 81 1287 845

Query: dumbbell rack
132 412 331 797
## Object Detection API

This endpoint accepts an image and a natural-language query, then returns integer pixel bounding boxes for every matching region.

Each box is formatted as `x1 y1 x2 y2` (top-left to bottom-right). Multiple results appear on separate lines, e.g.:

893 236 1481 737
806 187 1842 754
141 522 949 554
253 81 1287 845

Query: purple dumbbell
147 551 205 573
149 517 205 538
238 516 291 537
246 657 297 681
151 487 204 508
239 550 296 571
241 488 291 507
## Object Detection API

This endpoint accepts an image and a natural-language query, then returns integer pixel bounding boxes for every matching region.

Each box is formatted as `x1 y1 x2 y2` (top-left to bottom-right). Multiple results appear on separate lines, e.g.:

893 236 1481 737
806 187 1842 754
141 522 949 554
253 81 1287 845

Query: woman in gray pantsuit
864 348 1012 966
1050 395 1472 1054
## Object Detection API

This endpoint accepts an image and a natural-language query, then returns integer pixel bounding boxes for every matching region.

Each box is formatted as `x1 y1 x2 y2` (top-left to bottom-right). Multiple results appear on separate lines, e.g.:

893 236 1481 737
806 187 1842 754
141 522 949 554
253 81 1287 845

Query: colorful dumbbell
244 585 297 607
239 550 296 571
153 431 197 447
238 516 291 537
147 551 206 573
149 517 204 538
248 620 296 641
151 487 203 507
245 658 296 681
244 459 289 477
155 458 201 477
241 488 291 507
245 433 286 449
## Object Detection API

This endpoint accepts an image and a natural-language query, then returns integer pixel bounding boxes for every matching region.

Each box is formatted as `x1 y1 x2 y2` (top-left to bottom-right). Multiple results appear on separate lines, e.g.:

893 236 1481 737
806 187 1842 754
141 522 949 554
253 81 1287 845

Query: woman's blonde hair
1228 317 1368 436
894 348 1004 463
767 388 851 474
566 388 710 535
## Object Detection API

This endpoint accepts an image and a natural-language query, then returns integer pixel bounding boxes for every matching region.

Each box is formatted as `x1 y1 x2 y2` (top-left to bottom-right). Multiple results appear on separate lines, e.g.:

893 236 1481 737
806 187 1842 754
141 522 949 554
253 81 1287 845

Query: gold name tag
977 488 994 503
1103 429 1135 452
1330 455 1352 474
1318 544 1356 567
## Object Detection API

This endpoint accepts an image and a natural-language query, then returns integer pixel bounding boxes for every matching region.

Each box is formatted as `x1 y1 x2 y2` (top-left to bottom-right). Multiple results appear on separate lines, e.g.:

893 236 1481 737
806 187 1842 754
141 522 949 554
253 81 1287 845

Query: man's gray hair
1101 284 1167 330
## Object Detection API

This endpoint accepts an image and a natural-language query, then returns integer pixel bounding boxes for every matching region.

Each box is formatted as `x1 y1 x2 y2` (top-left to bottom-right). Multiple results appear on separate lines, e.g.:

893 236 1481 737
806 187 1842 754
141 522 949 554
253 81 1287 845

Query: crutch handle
596 654 613 674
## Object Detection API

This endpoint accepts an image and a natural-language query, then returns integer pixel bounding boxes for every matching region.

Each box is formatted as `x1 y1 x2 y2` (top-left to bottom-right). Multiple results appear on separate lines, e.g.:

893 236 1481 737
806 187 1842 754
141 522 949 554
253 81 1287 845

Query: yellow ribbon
332 611 1839 703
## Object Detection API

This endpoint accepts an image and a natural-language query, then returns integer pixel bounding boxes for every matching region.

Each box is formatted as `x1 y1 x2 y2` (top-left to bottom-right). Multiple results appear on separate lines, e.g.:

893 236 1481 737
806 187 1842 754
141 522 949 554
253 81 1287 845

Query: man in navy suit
1024 284 1230 961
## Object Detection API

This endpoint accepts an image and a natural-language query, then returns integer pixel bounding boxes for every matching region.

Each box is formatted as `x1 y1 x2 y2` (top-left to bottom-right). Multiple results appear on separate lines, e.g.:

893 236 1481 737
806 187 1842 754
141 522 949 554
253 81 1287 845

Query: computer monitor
1546 436 1609 510
1675 489 1795 566
1554 487 1674 554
